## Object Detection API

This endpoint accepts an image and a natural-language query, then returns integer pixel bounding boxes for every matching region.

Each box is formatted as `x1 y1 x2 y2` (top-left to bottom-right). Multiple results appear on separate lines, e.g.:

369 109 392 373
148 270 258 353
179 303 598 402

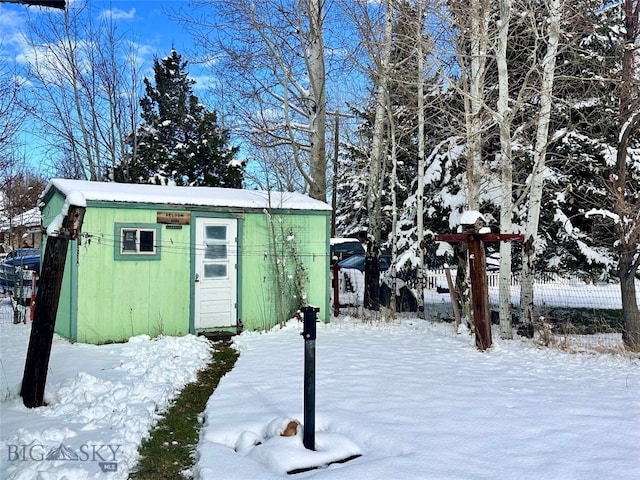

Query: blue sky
1 1 198 69
90 0 197 59
1 0 367 176
0 0 216 174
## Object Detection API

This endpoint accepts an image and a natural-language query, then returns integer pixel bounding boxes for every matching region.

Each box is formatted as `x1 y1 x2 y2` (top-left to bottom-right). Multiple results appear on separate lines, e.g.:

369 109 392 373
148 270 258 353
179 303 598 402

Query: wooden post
436 219 523 351
332 262 340 317
467 235 491 350
444 265 461 330
21 204 85 408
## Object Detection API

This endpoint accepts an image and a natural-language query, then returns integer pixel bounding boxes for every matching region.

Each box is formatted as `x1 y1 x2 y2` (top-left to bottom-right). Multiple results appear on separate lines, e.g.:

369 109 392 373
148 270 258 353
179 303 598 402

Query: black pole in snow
301 306 319 451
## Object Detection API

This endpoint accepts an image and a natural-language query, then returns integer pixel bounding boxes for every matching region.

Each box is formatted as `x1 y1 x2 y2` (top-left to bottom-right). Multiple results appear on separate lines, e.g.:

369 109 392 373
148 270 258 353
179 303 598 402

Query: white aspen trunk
305 0 328 202
416 0 426 318
520 0 563 327
368 0 393 246
496 0 514 339
65 42 96 180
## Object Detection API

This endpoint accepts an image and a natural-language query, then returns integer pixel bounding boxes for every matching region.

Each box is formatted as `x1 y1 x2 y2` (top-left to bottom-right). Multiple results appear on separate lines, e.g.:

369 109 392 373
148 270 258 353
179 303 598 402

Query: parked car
330 238 365 265
2 248 41 271
332 254 391 307
0 248 41 301
332 253 417 311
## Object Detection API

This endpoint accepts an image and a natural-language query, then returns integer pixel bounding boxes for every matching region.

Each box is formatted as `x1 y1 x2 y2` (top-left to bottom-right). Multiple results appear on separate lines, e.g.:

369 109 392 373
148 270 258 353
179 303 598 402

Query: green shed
39 179 331 344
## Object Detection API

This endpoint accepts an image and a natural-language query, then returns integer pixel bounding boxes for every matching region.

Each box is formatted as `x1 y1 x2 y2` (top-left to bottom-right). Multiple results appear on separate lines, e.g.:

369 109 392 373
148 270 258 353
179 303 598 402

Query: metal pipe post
301 306 319 451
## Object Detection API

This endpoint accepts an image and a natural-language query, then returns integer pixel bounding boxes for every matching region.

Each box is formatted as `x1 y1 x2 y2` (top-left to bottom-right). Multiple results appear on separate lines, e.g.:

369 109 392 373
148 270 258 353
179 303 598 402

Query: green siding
42 189 330 344
74 206 190 343
239 211 329 331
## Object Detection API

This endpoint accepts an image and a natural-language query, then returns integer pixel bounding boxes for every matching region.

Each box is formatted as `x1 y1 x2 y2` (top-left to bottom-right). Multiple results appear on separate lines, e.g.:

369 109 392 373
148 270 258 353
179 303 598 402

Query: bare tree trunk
466 0 490 210
618 246 640 352
96 19 142 179
496 0 514 339
520 0 563 328
450 0 490 326
415 0 427 318
331 113 339 237
302 0 327 201
389 107 398 318
368 0 393 247
615 0 640 350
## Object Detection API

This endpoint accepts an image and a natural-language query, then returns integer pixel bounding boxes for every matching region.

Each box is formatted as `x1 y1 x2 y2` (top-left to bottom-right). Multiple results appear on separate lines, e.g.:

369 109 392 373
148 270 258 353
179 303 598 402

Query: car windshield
338 254 392 272
338 255 364 269
379 255 392 271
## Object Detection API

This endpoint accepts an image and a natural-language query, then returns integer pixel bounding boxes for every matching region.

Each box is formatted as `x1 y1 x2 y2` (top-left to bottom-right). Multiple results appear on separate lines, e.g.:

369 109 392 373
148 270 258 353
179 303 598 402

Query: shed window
115 223 161 260
121 228 156 254
203 224 229 278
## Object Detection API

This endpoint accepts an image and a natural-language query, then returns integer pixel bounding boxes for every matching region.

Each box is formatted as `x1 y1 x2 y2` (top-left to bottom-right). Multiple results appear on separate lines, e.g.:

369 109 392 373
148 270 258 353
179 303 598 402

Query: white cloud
0 6 24 27
99 7 136 21
0 6 27 49
191 74 221 91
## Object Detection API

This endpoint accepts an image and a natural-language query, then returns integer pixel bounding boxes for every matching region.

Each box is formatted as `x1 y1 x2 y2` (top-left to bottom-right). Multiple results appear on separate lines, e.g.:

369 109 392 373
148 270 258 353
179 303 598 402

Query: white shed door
194 218 237 329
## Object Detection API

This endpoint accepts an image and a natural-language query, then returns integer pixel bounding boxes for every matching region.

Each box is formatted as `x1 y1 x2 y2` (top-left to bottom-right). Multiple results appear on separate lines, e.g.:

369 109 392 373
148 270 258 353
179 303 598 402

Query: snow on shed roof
42 179 331 212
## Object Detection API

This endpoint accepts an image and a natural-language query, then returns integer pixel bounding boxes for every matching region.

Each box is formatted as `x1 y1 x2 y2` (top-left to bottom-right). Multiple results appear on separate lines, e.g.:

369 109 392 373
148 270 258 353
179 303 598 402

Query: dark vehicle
330 238 365 265
333 254 392 307
3 248 40 270
335 253 417 312
337 254 392 272
0 248 41 292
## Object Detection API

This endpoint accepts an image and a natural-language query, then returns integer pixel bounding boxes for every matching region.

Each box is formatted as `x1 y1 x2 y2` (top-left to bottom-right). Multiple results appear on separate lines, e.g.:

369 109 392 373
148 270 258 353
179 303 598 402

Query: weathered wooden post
364 242 380 311
467 229 491 350
21 200 86 408
436 212 523 351
444 264 461 330
300 305 319 451
332 262 340 317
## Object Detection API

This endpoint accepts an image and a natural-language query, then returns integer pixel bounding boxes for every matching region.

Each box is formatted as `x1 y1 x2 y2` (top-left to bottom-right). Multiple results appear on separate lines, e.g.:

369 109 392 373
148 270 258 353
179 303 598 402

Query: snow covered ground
0 296 213 480
1 296 639 479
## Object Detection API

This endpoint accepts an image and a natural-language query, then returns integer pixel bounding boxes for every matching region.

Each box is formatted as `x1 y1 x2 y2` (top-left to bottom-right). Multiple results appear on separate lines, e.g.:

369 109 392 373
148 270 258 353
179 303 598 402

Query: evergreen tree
114 50 243 187
521 0 629 279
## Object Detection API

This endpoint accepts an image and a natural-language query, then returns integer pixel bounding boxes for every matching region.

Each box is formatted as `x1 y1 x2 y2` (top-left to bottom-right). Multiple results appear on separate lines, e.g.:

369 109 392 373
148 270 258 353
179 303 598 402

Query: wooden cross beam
435 229 524 351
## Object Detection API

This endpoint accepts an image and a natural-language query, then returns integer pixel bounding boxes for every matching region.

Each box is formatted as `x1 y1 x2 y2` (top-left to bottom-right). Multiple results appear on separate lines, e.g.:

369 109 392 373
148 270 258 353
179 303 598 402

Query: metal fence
0 293 32 325
5 269 637 355
423 270 634 353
